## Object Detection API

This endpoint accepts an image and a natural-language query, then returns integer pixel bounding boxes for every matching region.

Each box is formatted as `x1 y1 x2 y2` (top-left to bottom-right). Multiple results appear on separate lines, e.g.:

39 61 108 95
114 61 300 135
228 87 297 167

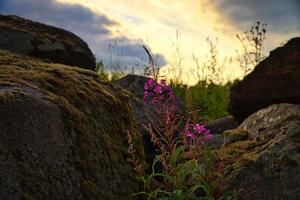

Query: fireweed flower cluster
184 123 212 142
143 78 178 154
128 77 215 199
143 78 212 145
144 78 175 107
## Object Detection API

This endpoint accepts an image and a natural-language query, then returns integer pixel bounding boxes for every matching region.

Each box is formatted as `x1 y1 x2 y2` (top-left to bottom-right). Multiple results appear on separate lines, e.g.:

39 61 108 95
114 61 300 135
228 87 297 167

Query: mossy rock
223 129 249 144
218 104 300 200
0 50 143 200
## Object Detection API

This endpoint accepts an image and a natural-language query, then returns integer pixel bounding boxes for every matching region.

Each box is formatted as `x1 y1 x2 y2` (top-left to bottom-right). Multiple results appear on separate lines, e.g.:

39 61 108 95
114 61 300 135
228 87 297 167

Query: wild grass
171 81 232 122
96 22 267 122
95 60 125 82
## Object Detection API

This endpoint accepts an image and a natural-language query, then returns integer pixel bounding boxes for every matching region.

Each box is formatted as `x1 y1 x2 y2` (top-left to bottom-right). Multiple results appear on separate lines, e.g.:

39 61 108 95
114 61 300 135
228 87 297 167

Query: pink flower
143 77 213 148
151 98 159 105
147 79 155 87
202 129 212 142
194 123 205 134
144 91 149 98
160 79 167 86
154 85 163 94
184 123 213 143
144 83 149 90
185 130 196 139
204 132 212 142
165 85 171 92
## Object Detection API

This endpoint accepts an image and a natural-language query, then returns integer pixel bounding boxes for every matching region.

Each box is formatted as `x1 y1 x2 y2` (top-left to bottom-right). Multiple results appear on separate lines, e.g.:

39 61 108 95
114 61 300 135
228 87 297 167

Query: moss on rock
0 50 142 200
217 104 300 200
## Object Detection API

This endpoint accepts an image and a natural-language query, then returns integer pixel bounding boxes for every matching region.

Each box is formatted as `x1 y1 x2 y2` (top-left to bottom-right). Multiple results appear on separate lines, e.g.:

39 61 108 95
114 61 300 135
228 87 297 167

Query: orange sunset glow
1 0 299 84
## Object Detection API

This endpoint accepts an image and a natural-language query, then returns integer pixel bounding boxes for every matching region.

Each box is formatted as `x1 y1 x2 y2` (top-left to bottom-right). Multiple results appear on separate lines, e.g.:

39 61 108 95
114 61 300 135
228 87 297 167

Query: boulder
204 115 238 135
220 103 300 200
0 14 95 70
204 116 238 148
229 37 300 122
0 50 142 200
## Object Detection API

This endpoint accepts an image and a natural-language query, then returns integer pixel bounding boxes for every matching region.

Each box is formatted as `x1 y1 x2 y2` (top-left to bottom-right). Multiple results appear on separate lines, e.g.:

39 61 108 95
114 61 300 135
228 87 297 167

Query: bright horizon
56 0 300 84
1 0 299 84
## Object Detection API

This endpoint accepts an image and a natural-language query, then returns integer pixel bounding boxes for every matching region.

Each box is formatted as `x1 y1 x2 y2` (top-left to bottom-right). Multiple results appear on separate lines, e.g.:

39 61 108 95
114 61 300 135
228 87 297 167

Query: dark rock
221 103 300 200
206 134 224 149
0 14 95 70
112 74 185 113
112 74 148 99
205 116 239 148
0 50 141 200
204 115 238 135
112 74 185 168
229 37 300 122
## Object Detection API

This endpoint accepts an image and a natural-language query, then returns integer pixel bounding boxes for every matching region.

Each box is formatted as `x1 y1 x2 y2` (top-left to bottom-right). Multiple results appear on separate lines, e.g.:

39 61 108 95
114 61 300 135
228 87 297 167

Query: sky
0 0 299 84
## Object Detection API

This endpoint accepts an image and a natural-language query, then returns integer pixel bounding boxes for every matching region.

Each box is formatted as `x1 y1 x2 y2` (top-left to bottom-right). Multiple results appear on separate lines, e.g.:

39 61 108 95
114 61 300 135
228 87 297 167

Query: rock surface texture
0 14 95 70
221 103 300 200
229 37 300 122
204 116 239 148
204 116 238 135
0 50 141 200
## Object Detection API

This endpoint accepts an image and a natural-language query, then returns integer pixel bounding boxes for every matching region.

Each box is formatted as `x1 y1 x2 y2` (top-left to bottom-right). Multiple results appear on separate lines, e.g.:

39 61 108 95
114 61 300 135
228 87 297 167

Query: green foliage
171 81 232 121
95 60 109 81
135 146 233 200
135 146 214 200
109 71 125 81
95 60 125 82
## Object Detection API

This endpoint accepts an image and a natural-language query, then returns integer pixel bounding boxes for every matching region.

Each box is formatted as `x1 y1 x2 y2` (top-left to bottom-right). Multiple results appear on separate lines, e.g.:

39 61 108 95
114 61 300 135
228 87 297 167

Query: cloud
94 37 167 73
0 0 167 70
0 0 115 35
210 0 300 34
